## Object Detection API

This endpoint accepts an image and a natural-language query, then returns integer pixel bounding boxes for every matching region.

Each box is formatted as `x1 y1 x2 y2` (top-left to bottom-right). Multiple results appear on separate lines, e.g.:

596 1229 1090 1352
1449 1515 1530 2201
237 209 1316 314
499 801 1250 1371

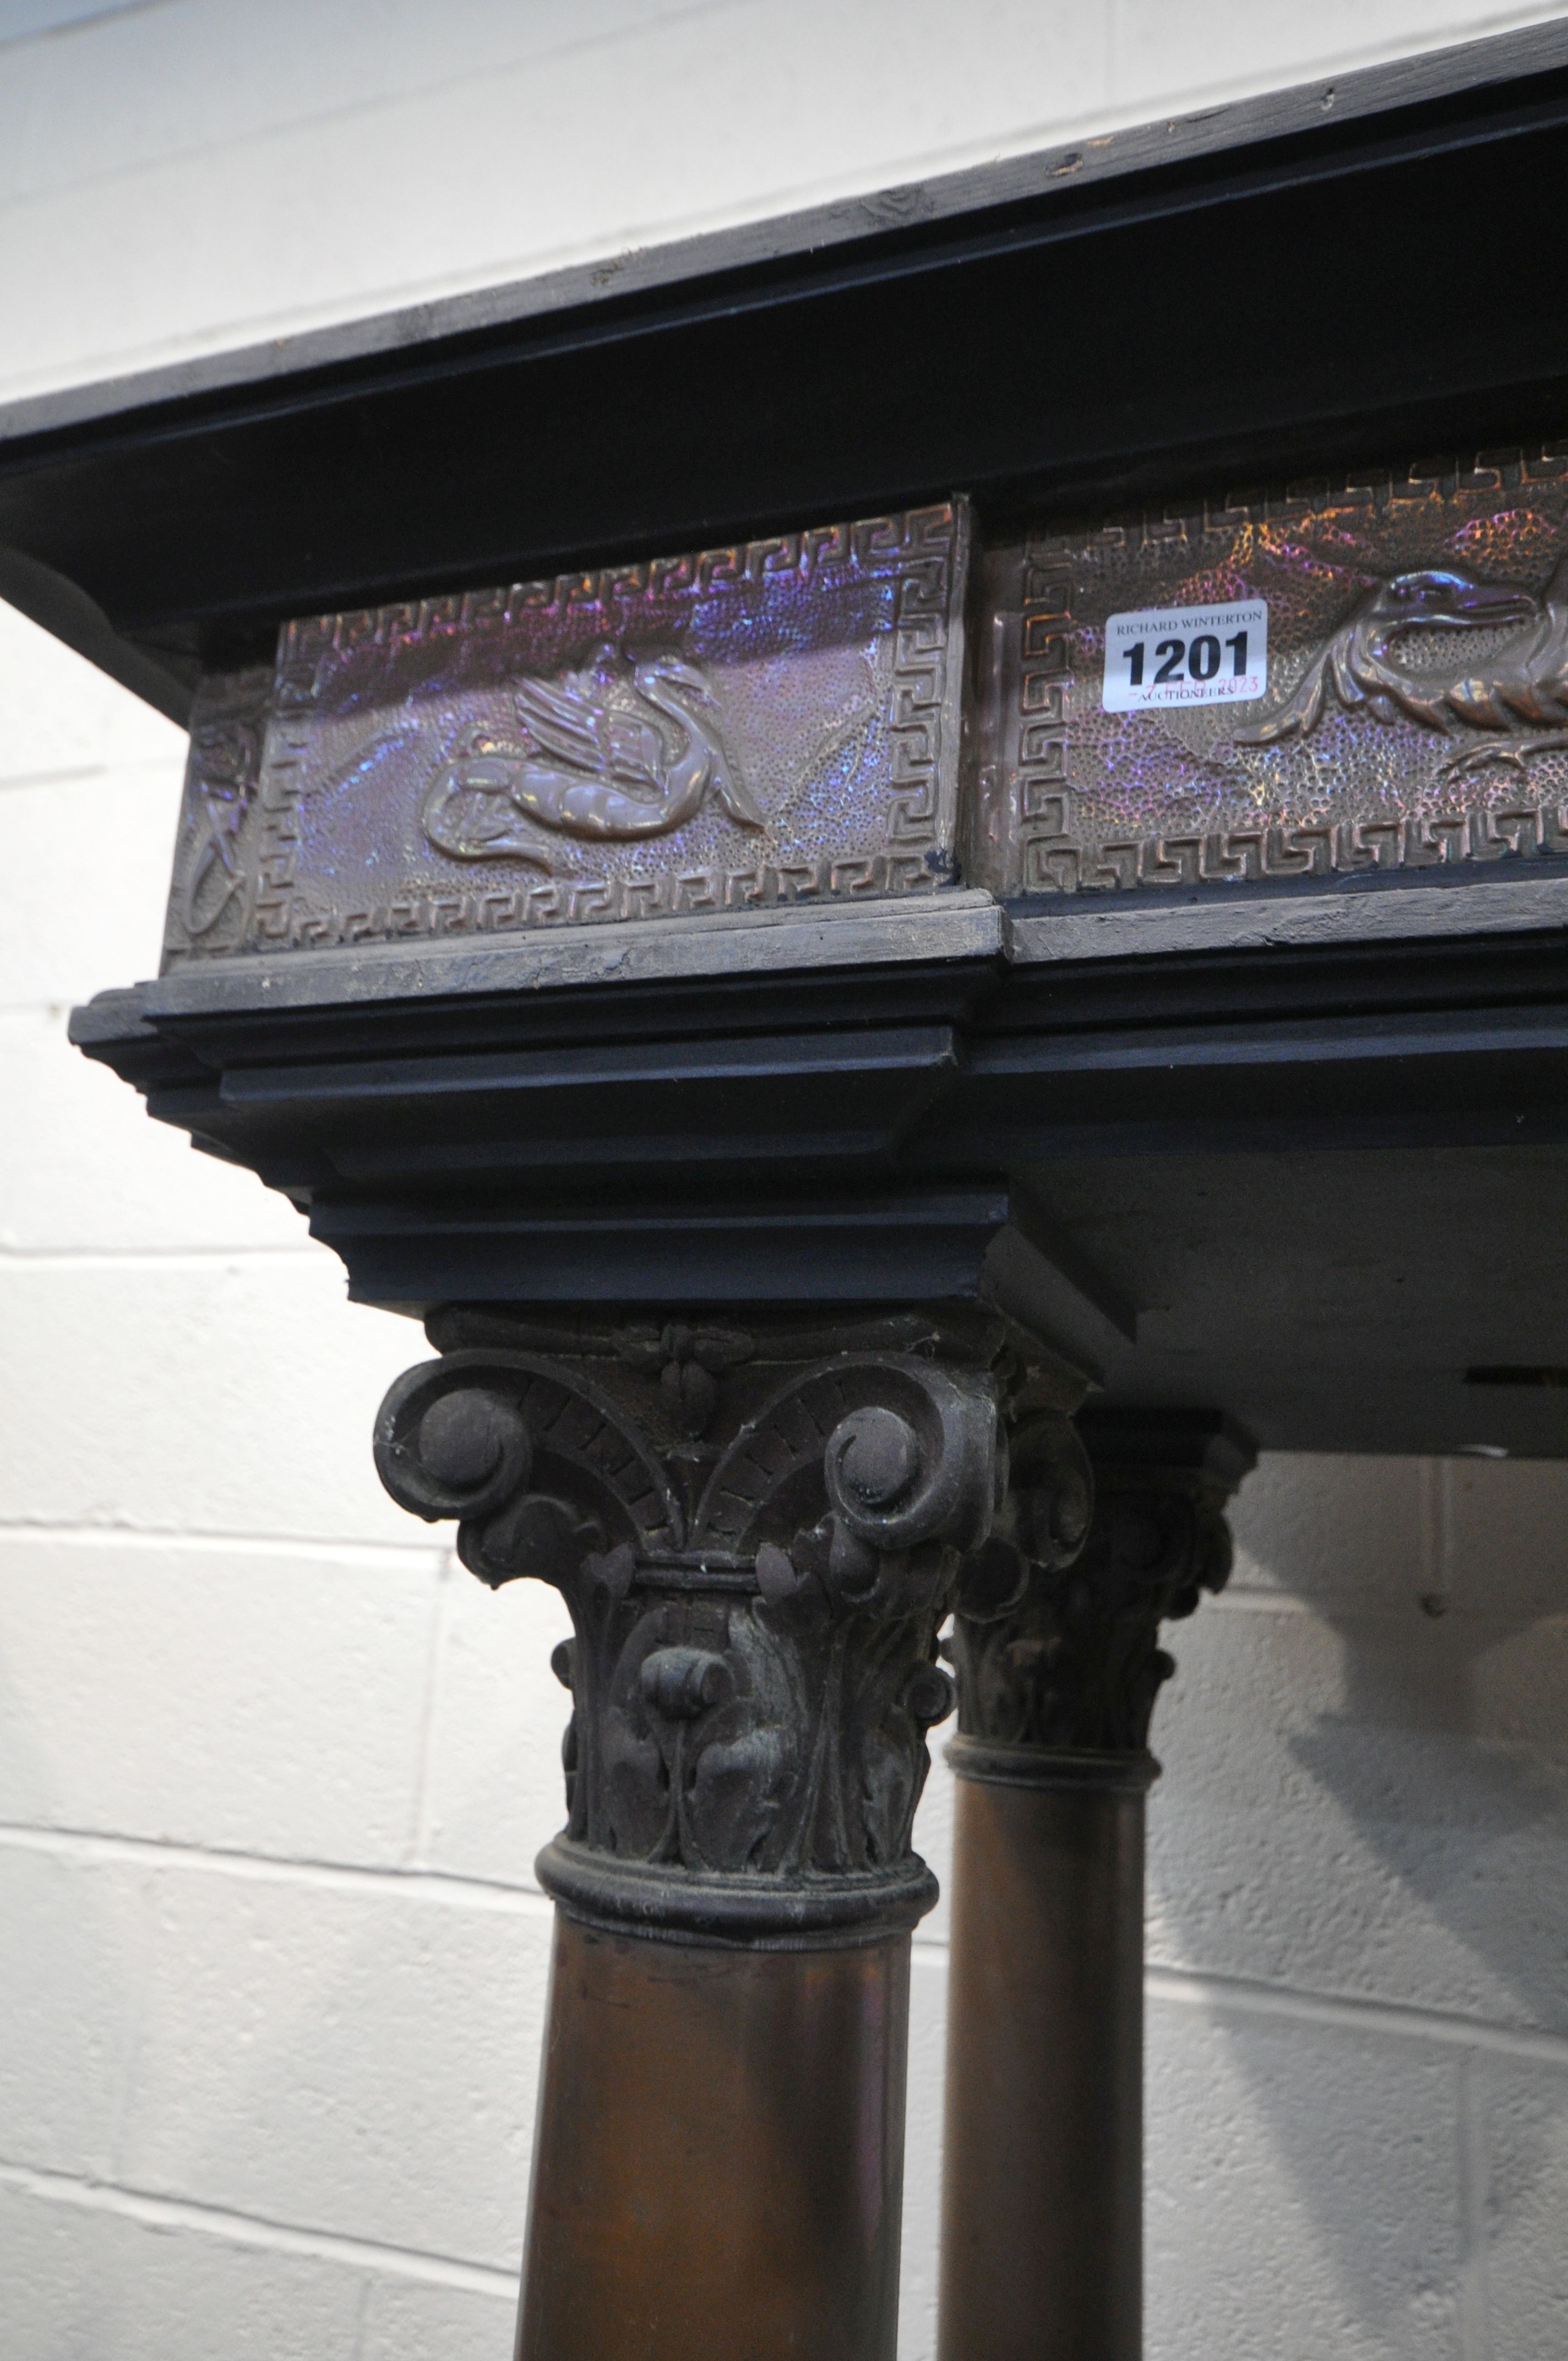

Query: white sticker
1102 600 1268 713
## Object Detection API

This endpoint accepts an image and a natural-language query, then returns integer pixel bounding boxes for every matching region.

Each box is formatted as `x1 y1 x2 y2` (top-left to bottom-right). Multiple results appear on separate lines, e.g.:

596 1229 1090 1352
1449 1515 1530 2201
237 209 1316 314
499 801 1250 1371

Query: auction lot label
1102 600 1268 712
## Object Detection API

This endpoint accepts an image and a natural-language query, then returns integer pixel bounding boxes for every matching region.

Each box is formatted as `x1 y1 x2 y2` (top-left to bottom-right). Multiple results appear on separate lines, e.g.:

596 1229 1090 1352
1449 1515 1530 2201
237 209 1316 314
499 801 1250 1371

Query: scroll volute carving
374 1315 1086 1919
951 1424 1248 1758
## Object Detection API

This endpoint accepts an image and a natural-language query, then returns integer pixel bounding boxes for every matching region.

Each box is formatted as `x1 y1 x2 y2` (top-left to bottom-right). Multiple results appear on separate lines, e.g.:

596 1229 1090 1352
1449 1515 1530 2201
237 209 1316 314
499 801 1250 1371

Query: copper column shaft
519 1913 912 2361
938 1758 1150 2361
937 1409 1251 2361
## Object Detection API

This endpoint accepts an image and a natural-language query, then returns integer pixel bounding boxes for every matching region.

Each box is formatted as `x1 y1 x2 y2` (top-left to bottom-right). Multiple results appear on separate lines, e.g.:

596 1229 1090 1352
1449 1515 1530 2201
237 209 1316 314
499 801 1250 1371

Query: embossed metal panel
968 451 1568 897
161 504 969 965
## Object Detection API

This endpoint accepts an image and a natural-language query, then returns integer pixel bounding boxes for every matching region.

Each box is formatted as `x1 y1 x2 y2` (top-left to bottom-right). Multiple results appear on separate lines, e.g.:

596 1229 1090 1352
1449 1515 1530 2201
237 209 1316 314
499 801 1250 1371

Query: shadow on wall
1288 1456 1568 2036
1145 1451 1568 2360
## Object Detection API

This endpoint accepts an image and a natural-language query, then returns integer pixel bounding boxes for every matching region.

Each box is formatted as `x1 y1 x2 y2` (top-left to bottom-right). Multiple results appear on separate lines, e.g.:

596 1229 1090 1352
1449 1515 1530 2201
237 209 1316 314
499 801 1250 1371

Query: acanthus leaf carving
374 1313 1082 1936
950 1416 1252 1758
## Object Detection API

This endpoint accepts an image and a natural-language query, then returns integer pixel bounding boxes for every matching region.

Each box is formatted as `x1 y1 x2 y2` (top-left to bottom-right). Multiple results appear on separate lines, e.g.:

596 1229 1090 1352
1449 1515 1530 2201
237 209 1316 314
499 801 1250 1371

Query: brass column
938 1410 1254 2361
373 1306 1088 2361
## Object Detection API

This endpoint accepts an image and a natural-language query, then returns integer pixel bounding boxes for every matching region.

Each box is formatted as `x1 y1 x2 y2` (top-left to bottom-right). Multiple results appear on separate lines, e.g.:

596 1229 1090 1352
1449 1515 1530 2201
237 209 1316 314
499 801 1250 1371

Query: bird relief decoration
418 645 765 864
1231 559 1568 781
973 454 1568 897
159 501 970 963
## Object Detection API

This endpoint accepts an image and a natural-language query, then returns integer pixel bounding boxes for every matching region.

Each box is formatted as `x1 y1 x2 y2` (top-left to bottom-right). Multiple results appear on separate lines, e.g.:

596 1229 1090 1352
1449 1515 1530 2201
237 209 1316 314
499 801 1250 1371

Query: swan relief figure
1232 557 1568 777
420 644 765 866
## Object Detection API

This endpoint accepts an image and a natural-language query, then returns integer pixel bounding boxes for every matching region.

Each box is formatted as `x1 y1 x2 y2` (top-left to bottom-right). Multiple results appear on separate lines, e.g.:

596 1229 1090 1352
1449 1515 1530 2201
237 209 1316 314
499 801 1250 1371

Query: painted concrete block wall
4 0 1568 405
1 6 1565 2356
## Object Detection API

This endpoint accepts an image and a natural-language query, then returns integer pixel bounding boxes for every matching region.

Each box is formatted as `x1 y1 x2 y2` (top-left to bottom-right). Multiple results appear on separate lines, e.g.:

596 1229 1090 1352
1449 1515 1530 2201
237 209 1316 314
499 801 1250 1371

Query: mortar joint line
1457 2045 1492 2361
407 1548 461 1873
0 1819 554 1913
0 2158 520 2298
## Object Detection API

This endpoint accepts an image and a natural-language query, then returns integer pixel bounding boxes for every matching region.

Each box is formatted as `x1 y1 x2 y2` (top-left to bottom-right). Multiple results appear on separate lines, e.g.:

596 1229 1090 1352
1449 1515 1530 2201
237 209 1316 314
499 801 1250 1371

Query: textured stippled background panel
161 504 967 965
971 451 1568 897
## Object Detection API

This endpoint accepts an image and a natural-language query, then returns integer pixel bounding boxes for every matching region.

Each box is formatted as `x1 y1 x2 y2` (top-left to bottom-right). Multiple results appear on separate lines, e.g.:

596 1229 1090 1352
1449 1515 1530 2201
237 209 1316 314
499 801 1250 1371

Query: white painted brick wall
1 7 1565 2355
2 0 1566 402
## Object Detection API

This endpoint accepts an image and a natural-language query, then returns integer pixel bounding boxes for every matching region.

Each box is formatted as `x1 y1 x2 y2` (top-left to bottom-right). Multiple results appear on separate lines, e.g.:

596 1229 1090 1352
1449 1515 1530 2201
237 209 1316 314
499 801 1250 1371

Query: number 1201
1125 630 1250 688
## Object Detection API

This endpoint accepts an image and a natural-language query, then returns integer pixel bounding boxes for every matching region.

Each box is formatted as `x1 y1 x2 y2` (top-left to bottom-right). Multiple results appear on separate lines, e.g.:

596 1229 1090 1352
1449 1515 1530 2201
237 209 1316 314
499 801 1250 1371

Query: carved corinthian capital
950 1409 1255 1764
374 1305 1091 1943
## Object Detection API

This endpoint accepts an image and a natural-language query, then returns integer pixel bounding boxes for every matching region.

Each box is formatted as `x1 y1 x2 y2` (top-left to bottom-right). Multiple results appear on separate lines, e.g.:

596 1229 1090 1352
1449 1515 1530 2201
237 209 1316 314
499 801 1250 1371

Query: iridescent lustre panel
968 451 1568 895
161 503 968 964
